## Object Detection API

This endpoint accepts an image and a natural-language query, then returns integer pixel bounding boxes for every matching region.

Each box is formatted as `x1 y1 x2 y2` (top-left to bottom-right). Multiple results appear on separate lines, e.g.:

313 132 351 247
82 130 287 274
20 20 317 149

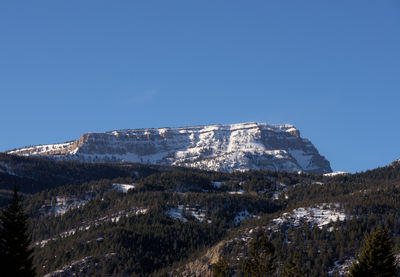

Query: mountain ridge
7 122 332 174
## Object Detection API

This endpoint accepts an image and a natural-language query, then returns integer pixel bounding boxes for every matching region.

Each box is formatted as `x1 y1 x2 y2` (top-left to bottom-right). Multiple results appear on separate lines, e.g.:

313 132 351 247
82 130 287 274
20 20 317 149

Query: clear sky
1 1 399 173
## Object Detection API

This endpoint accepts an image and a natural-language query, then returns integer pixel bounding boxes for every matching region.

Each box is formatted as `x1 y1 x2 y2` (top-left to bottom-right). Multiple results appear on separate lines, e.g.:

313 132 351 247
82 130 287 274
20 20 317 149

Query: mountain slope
7 122 331 173
24 159 400 276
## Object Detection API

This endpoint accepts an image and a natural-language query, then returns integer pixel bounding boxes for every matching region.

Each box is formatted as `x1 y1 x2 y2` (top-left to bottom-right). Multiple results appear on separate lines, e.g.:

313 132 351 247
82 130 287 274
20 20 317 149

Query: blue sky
1 1 399 173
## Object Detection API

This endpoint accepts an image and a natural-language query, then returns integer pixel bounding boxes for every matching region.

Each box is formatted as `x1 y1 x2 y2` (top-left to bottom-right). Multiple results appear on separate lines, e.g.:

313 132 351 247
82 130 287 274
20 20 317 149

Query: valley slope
1 154 400 276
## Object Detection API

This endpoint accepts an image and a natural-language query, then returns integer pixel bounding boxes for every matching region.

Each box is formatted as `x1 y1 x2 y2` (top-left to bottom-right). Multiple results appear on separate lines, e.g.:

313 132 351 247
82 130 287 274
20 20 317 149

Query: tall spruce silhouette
243 235 277 277
349 226 398 277
280 252 308 277
0 187 35 277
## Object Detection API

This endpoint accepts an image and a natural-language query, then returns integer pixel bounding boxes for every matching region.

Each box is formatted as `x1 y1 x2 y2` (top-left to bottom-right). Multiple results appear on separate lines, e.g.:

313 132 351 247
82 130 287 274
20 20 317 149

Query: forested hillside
1 154 400 276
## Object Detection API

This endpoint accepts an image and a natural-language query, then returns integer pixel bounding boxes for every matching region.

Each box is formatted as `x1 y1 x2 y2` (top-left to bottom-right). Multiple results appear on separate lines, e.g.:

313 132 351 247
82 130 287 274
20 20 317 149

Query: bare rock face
7 122 332 173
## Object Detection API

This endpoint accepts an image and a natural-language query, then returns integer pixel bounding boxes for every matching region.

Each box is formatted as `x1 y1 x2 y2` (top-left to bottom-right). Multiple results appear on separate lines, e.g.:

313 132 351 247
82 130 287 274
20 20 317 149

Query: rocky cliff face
7 122 332 173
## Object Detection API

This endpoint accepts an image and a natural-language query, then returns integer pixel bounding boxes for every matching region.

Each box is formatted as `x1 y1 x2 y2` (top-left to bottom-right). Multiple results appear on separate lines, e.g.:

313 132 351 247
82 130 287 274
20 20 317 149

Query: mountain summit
7 122 331 173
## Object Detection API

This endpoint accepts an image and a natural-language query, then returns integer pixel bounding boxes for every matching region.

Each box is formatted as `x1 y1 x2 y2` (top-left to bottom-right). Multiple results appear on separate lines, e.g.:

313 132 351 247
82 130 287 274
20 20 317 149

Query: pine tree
349 226 398 277
280 253 308 277
0 187 35 277
243 235 277 277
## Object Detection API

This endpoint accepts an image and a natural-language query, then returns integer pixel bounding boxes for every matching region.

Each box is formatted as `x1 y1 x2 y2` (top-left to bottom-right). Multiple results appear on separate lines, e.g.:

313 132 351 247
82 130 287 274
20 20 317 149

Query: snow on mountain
36 207 148 247
271 203 347 229
328 258 356 276
228 189 245 195
0 161 17 176
390 159 400 167
211 181 225 188
166 205 210 223
7 122 332 173
323 171 349 177
234 210 260 225
44 196 88 216
43 254 119 277
39 193 98 216
112 183 137 193
43 256 95 277
272 182 288 200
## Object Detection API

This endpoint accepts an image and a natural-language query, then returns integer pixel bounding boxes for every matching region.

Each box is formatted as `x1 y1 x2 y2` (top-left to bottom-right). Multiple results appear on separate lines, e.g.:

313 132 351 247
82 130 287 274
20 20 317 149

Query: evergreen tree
0 187 35 277
349 227 398 277
280 253 308 277
212 257 230 277
243 235 277 277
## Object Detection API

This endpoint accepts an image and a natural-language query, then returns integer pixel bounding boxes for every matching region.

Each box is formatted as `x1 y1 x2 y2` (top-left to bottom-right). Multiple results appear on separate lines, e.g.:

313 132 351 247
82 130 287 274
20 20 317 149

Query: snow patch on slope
324 171 349 177
272 182 288 200
40 196 89 216
271 203 347 229
37 207 148 247
211 181 225 188
166 205 210 223
288 149 319 171
234 210 260 225
112 183 137 192
228 189 245 195
0 161 17 176
328 258 356 276
9 142 75 156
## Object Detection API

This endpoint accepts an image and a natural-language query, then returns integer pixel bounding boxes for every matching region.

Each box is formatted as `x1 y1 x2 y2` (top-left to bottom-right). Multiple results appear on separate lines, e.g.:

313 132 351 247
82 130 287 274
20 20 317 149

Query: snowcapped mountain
7 122 331 173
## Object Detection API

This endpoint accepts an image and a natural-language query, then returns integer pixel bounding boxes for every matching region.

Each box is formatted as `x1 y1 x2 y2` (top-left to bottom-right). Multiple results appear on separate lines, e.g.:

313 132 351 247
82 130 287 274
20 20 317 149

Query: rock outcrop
7 122 331 173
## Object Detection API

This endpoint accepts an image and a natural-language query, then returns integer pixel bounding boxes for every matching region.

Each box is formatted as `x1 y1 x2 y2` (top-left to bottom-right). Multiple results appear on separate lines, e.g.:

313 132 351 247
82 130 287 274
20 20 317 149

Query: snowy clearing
271 203 347 229
272 182 288 200
36 207 148 247
324 171 349 177
228 189 244 195
166 205 210 223
40 196 89 216
112 183 137 193
234 210 260 225
328 258 355 276
211 181 225 188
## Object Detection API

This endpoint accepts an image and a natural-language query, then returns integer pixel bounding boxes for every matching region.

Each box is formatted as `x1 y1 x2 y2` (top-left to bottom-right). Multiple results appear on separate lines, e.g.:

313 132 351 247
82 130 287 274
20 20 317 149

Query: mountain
6 122 332 173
